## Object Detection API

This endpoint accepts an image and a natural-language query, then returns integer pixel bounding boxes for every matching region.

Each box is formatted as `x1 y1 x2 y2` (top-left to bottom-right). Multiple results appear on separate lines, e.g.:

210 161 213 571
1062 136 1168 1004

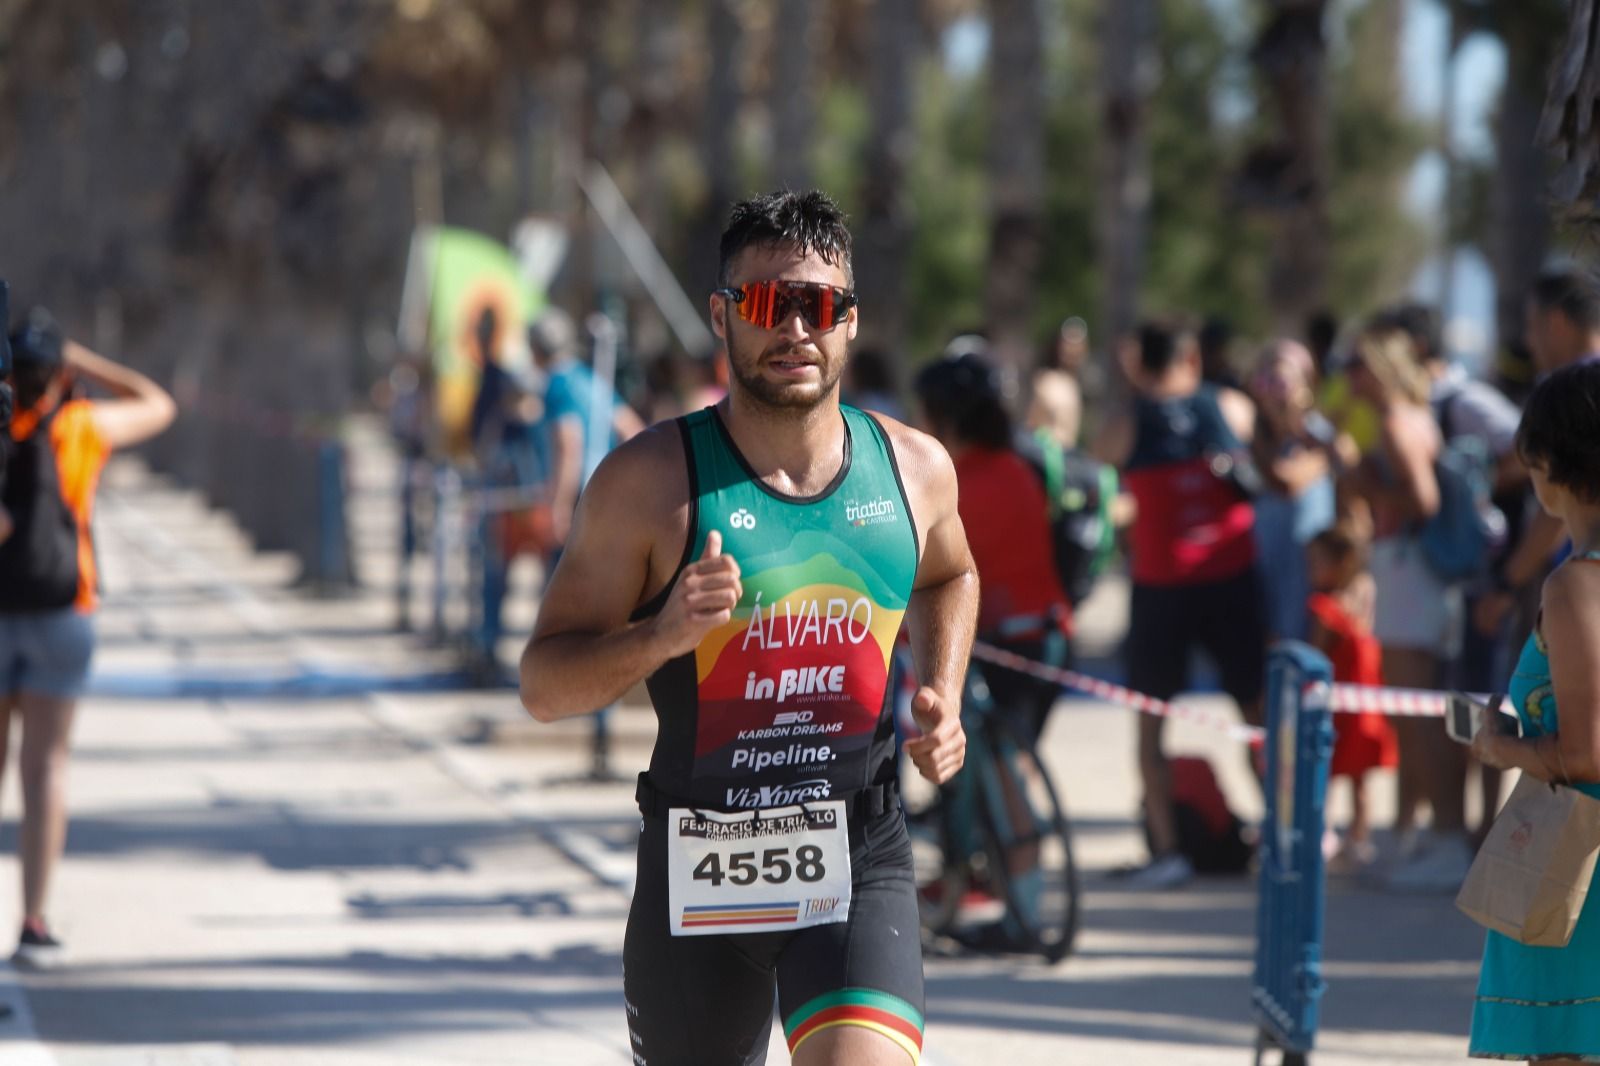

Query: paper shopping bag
1456 773 1600 947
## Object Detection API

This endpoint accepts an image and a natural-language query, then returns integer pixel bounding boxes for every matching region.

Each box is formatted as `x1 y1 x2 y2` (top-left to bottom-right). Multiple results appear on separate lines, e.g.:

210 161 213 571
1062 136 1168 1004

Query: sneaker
1384 832 1473 894
918 879 1000 910
12 920 63 969
1122 853 1195 890
1326 836 1379 877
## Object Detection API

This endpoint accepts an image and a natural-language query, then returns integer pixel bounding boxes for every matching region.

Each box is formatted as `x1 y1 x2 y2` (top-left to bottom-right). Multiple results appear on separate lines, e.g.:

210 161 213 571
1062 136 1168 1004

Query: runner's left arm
878 419 976 785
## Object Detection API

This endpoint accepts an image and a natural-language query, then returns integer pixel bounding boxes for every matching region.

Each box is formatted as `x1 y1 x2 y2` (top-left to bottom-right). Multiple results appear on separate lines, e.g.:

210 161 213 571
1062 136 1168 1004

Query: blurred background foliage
0 0 1579 577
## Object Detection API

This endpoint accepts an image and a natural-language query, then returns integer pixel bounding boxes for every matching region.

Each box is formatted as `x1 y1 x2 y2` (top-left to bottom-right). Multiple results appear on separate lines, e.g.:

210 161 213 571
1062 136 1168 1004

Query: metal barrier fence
1253 642 1334 1066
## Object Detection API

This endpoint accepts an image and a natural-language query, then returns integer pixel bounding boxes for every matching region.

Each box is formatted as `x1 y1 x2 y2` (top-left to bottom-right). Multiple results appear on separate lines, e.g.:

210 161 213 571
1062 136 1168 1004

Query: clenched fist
650 530 744 659
904 686 966 785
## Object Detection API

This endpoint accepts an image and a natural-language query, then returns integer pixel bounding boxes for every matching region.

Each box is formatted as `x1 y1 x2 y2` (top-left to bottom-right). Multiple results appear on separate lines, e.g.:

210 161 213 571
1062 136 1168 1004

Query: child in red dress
1306 525 1397 870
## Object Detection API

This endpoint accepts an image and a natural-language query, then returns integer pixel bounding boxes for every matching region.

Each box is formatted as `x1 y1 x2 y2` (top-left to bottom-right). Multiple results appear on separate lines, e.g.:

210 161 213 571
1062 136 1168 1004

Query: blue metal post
1253 641 1334 1064
316 440 351 587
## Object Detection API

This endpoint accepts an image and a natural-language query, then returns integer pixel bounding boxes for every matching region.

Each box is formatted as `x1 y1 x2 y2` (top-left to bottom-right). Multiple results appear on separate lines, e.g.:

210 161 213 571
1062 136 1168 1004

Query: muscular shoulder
865 411 955 497
579 419 690 534
862 412 957 549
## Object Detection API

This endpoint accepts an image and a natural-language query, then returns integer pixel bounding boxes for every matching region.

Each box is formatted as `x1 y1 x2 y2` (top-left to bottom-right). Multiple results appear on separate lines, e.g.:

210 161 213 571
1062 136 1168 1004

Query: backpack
1418 390 1507 583
1028 430 1117 606
0 407 82 611
1145 756 1254 874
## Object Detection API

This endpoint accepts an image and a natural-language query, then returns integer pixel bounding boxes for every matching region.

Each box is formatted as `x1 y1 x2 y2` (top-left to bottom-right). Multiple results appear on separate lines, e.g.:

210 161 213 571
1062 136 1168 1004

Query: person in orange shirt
0 308 175 965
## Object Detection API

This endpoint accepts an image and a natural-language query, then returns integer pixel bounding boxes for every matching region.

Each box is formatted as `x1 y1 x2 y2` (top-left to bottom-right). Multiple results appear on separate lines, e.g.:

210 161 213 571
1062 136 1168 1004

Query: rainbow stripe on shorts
784 987 924 1063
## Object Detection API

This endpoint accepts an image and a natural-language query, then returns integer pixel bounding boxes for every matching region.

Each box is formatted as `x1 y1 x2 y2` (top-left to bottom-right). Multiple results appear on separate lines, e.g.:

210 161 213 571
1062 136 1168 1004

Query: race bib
666 801 852 937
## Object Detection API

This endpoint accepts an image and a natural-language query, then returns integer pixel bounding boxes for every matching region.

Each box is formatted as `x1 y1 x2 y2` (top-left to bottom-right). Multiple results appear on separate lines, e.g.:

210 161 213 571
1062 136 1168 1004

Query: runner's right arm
519 429 743 722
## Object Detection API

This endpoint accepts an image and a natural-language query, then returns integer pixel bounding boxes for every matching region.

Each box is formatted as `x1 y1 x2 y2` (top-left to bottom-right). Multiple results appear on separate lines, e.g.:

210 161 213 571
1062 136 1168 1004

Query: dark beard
727 340 844 412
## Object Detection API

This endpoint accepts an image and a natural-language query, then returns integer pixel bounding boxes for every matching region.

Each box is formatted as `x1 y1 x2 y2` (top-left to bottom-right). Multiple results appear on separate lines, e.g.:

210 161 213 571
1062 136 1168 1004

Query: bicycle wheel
978 718 1081 963
906 743 1007 938
904 780 966 934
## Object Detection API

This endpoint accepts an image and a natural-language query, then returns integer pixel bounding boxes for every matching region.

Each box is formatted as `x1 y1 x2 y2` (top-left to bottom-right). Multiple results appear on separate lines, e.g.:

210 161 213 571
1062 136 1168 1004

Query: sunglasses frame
714 280 859 332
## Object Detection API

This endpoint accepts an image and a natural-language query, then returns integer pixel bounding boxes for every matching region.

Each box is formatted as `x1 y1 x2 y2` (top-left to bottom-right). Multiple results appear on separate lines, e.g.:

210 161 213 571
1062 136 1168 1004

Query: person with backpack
1389 305 1521 690
1345 322 1473 892
914 347 1071 749
1023 363 1124 609
0 309 175 965
1095 318 1265 890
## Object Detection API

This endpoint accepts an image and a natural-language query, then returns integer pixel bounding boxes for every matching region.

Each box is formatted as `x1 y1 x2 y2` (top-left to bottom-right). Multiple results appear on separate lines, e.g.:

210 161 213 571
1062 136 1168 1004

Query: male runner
520 190 975 1066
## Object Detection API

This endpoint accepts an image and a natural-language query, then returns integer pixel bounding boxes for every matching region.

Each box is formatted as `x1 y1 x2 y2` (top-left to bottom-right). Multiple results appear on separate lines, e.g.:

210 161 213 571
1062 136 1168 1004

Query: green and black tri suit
624 404 929 1066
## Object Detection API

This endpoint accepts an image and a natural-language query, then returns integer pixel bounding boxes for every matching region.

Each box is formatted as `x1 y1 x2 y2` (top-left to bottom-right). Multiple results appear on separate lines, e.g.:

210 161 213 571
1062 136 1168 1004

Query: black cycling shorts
623 805 925 1066
1126 568 1266 709
979 635 1068 748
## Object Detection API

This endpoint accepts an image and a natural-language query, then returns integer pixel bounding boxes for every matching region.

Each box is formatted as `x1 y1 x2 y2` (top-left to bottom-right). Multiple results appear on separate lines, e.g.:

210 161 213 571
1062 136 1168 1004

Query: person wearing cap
0 309 174 965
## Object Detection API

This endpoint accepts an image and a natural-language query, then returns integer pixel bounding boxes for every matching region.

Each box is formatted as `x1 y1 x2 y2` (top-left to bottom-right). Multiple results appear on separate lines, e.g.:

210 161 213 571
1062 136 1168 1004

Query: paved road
0 422 1485 1064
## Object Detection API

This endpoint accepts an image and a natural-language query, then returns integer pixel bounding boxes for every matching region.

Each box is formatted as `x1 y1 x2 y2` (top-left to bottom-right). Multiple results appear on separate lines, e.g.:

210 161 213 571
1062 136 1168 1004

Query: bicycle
901 643 1081 963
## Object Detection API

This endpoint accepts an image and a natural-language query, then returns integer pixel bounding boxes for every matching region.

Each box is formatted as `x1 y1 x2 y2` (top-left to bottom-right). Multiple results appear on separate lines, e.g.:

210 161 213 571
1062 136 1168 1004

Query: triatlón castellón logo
844 496 896 527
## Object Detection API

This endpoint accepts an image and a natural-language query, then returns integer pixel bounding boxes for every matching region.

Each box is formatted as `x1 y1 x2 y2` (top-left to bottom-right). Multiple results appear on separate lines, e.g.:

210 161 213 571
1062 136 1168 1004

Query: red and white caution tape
1323 683 1450 718
972 641 1484 742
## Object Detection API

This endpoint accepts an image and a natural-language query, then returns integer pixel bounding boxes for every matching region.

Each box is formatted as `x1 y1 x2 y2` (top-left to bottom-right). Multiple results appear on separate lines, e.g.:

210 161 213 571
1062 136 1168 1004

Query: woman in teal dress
1469 361 1600 1063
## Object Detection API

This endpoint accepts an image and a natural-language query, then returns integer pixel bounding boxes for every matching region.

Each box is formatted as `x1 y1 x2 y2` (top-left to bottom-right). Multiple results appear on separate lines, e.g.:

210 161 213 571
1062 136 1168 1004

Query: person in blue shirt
529 310 645 550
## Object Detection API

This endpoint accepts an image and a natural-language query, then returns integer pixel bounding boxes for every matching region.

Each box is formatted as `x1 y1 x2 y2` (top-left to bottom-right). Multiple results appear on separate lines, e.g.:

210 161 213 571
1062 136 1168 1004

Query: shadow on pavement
22 946 626 1047
6 809 528 873
924 878 1478 1044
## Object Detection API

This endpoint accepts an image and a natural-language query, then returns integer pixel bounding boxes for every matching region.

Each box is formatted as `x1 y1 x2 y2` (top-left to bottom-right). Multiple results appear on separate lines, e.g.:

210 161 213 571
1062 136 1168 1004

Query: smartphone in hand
1446 691 1519 745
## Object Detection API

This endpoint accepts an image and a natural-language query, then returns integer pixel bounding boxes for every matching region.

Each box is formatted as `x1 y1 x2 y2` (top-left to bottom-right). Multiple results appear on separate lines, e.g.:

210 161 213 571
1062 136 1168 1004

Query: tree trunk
1098 0 1158 384
985 0 1047 396
689 0 743 293
1254 0 1331 337
856 0 917 361
769 0 819 191
1495 7 1556 350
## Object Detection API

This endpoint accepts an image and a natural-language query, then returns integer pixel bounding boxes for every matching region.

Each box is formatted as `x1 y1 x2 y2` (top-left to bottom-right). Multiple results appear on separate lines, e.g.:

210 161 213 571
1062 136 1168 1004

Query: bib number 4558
692 845 826 888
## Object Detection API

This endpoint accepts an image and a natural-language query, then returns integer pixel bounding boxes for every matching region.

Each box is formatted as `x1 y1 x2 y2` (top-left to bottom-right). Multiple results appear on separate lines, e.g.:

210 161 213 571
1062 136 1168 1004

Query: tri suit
625 404 925 1065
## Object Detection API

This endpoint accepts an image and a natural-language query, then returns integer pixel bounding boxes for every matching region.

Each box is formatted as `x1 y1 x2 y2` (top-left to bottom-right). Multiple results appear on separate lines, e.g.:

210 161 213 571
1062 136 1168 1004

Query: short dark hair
1515 360 1600 503
8 306 65 411
913 350 1011 450
1305 310 1339 356
1198 316 1232 360
1137 318 1196 376
718 190 854 287
1307 523 1369 592
1531 271 1600 333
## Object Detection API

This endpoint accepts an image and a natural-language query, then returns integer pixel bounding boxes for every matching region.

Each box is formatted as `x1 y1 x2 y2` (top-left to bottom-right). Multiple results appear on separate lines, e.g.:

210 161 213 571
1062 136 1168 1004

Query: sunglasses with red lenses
715 280 858 331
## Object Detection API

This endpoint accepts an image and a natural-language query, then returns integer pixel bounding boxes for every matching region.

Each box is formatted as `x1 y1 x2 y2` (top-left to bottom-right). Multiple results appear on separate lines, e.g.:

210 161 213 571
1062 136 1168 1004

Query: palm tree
857 0 919 360
1249 0 1331 336
985 0 1047 393
1098 0 1158 375
689 0 744 292
769 0 820 191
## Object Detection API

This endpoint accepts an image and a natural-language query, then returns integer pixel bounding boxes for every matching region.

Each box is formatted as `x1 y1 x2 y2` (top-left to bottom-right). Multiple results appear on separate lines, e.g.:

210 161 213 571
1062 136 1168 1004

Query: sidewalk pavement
0 419 1485 1064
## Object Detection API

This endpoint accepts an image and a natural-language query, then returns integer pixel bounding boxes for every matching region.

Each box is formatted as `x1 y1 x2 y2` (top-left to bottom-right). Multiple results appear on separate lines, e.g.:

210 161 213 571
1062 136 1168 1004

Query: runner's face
710 244 857 411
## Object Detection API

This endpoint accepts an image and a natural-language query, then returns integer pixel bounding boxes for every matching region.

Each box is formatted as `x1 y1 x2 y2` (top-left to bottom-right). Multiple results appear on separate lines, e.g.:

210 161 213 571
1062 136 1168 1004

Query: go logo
729 508 756 530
